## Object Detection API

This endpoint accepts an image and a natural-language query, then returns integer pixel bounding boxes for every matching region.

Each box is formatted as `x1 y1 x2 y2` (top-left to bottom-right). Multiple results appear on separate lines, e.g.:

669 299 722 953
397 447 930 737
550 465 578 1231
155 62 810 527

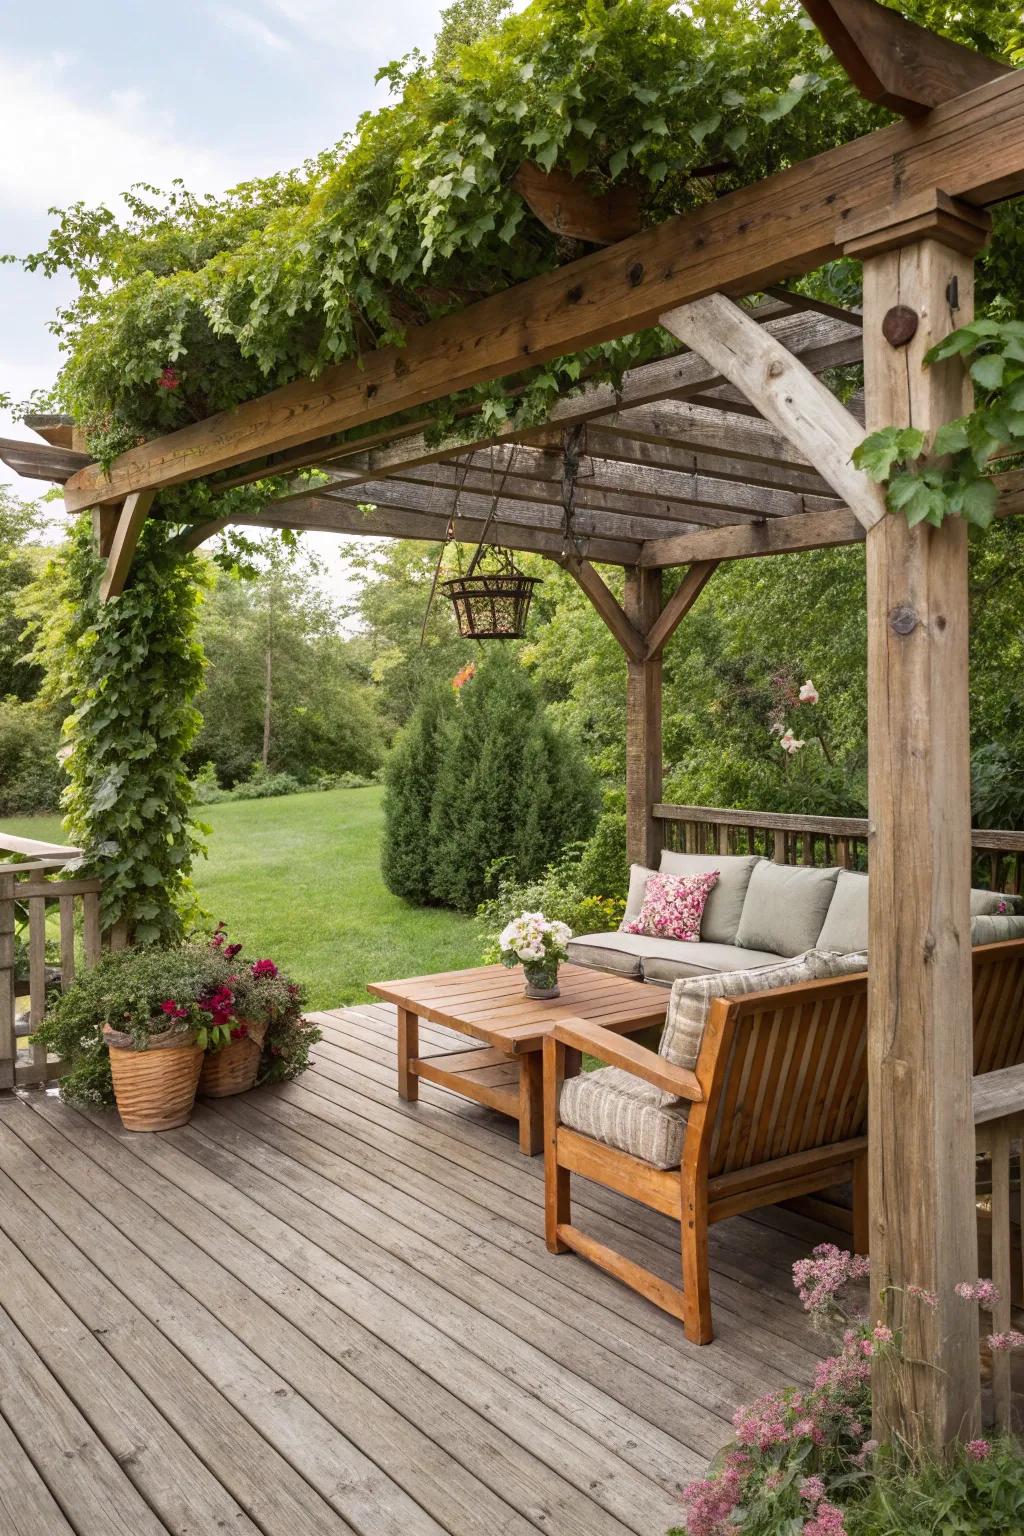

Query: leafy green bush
577 806 629 902
382 680 457 905
0 698 64 815
477 846 624 961
230 769 303 800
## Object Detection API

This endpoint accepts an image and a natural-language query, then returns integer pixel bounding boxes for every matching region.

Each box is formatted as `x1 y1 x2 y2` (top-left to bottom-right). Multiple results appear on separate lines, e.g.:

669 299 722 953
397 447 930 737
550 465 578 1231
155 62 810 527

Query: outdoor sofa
566 852 1024 985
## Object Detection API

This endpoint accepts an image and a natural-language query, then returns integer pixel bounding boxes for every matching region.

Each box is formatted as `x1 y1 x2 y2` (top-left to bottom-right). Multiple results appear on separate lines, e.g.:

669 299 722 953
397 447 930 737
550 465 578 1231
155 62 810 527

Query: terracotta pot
199 1017 268 1098
104 1025 203 1132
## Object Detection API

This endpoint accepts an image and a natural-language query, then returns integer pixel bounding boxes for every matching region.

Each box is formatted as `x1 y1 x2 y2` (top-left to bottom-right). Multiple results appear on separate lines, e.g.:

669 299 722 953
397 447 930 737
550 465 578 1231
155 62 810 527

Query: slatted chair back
971 940 1024 1075
697 975 869 1179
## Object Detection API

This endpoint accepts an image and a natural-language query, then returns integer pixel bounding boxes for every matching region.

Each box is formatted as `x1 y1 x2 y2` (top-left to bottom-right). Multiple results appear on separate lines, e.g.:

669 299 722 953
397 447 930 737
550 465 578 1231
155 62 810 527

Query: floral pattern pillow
621 870 719 943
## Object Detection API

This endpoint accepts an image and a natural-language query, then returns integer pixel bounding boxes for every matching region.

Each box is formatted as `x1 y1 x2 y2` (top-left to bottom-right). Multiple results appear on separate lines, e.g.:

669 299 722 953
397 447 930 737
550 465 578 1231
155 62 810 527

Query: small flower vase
523 962 560 1000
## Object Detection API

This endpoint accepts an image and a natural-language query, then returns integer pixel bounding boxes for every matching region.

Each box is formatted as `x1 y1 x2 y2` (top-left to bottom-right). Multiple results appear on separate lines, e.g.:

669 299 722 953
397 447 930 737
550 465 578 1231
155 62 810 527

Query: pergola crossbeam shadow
4 0 1024 1456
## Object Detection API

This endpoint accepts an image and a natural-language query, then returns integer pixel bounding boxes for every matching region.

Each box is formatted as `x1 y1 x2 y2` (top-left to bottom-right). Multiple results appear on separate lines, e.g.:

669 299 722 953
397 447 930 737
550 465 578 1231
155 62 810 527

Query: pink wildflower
732 1390 790 1451
158 365 179 390
800 1475 826 1504
779 727 805 755
793 1245 870 1317
956 1279 1000 1307
799 679 820 704
804 1500 847 1536
966 1438 991 1462
987 1330 1024 1352
872 1323 893 1344
907 1283 938 1309
853 1438 879 1467
679 1465 744 1536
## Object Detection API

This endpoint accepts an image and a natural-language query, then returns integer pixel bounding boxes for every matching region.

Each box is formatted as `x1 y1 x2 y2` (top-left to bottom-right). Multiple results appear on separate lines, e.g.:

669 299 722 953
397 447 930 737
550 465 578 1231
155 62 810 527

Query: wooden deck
0 1001 838 1536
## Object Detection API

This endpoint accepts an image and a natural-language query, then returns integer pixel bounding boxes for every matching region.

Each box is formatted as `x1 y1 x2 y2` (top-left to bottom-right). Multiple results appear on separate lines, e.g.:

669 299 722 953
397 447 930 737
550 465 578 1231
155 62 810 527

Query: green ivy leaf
971 353 1007 391
852 427 925 482
689 113 721 146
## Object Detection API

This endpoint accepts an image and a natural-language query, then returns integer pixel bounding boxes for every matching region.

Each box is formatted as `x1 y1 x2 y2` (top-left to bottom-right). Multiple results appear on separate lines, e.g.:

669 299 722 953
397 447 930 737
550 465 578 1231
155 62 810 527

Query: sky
0 0 469 595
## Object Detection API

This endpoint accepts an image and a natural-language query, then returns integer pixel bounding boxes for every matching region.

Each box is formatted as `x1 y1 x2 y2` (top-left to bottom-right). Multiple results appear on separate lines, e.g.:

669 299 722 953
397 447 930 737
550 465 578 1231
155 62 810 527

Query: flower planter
198 1017 268 1098
523 965 560 999
104 1025 203 1132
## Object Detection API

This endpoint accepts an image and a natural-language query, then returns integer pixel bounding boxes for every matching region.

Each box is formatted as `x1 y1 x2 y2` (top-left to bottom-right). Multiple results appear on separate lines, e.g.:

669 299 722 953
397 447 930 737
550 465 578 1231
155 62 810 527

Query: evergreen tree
380 681 456 904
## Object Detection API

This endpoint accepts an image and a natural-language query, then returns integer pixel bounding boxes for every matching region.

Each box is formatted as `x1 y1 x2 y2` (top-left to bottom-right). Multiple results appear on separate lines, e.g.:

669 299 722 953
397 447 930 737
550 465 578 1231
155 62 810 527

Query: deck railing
0 833 112 1090
655 804 1024 893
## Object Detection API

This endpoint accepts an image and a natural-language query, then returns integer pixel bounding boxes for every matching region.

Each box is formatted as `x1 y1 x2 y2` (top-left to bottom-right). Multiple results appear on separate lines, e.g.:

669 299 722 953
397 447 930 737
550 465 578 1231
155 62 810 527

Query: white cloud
0 51 246 214
214 5 294 52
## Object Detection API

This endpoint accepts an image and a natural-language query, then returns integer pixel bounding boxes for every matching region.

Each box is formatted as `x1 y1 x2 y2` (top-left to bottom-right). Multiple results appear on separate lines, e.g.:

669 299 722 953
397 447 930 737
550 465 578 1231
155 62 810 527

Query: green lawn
2 787 483 1009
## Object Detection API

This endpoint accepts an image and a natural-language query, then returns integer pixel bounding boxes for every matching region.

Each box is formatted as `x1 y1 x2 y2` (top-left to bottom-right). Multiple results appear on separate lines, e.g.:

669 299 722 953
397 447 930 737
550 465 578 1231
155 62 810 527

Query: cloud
0 51 245 214
214 5 294 52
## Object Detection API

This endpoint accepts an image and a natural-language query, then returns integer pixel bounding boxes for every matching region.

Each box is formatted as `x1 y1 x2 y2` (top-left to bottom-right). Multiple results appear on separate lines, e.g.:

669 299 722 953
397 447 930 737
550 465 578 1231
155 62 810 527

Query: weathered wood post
623 567 663 868
845 191 991 1449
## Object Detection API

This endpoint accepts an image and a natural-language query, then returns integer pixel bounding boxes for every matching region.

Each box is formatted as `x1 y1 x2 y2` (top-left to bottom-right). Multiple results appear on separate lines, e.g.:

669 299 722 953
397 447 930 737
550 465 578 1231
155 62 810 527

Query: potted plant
197 927 311 1098
498 911 572 998
34 943 238 1131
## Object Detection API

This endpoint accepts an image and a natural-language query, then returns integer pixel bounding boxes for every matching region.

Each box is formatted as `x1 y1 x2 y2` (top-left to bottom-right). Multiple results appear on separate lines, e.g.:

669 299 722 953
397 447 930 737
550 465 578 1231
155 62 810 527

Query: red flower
158 365 180 390
224 942 242 959
159 999 189 1021
251 959 279 979
230 1023 250 1041
199 984 235 1026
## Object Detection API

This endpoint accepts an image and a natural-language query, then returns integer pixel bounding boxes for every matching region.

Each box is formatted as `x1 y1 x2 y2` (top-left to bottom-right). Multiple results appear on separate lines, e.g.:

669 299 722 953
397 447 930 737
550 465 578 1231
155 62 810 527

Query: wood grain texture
660 293 885 530
99 490 156 602
560 556 646 661
644 562 718 658
801 0 1010 117
862 234 981 1449
63 68 1024 510
624 567 663 868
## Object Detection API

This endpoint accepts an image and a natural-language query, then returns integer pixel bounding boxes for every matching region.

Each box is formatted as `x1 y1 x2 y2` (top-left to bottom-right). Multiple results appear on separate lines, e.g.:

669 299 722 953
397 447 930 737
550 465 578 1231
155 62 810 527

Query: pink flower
872 1323 893 1344
956 1279 1000 1308
799 679 820 704
732 1390 791 1451
159 998 189 1021
158 364 179 390
224 942 243 959
987 1330 1024 1352
792 1244 870 1316
252 958 279 979
804 1500 847 1536
779 727 805 755
800 1475 826 1504
853 1438 879 1467
966 1438 991 1462
680 1464 745 1536
907 1284 938 1309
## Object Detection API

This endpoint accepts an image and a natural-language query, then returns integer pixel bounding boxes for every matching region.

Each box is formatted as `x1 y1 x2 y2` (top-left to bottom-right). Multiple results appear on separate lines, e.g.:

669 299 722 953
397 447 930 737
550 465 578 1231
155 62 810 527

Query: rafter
660 294 885 531
62 66 1024 512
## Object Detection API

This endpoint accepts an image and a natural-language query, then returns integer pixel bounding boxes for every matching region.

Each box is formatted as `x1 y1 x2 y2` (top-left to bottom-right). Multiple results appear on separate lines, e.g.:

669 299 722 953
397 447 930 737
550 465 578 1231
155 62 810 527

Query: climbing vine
853 318 1024 529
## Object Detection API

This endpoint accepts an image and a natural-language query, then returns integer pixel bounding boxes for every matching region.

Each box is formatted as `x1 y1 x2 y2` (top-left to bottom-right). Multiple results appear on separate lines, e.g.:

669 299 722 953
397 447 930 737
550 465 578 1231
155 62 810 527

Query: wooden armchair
543 940 1024 1346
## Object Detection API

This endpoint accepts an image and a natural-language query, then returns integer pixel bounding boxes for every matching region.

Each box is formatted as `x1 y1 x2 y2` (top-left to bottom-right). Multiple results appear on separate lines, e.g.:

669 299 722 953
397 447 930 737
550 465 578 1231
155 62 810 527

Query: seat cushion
559 1066 689 1170
817 869 869 954
658 850 762 945
971 913 1024 945
660 948 868 1071
735 862 840 957
971 888 1020 916
641 940 788 986
566 931 647 977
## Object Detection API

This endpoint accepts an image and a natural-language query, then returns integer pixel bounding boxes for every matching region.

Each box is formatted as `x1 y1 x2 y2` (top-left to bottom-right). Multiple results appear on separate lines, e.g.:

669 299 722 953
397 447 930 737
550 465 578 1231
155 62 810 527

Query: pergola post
852 195 990 1449
623 567 663 868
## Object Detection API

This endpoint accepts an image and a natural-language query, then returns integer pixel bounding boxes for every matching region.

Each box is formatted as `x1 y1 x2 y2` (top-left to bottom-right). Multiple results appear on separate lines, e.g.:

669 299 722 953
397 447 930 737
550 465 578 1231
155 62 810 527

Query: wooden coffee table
367 962 667 1154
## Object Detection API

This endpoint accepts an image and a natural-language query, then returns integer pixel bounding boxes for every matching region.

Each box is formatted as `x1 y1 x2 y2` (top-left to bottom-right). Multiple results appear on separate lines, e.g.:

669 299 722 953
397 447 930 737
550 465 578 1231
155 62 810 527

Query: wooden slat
63 67 1024 511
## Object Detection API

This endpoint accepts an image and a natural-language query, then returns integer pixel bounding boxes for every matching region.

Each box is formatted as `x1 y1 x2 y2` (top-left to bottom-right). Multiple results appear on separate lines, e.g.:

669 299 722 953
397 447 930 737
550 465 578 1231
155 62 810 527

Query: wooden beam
92 507 119 560
859 221 983 1449
660 293 886 531
560 556 645 662
511 163 642 245
24 413 76 449
644 563 718 658
0 436 89 484
172 518 230 553
802 0 1011 117
624 569 663 869
641 507 865 567
234 492 642 565
98 491 155 602
62 67 1024 512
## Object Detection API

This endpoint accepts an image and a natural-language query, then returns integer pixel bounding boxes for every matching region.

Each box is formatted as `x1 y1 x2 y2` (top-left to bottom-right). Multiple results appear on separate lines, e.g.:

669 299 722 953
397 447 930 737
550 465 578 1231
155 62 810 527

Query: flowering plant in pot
198 926 314 1096
498 912 572 998
34 943 241 1130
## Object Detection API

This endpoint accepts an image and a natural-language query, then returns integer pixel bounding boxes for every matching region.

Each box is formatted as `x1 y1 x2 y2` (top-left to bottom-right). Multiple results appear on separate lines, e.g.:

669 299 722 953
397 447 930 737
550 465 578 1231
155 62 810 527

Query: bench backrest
695 940 1024 1179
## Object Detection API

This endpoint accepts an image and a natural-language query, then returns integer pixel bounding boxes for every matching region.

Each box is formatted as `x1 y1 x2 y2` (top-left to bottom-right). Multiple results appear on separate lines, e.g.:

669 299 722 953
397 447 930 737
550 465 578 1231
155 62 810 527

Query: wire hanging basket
441 566 540 640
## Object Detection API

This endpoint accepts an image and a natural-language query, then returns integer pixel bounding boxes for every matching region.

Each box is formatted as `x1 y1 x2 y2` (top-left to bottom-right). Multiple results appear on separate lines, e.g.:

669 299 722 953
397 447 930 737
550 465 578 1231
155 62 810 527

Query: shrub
0 698 64 815
422 649 598 913
577 806 629 902
190 760 231 804
381 680 456 905
230 770 304 800
478 847 624 961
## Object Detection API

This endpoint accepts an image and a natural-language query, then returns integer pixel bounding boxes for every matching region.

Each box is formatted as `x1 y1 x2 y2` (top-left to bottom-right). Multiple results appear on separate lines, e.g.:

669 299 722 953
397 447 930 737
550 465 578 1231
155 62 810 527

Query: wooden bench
543 940 1024 1345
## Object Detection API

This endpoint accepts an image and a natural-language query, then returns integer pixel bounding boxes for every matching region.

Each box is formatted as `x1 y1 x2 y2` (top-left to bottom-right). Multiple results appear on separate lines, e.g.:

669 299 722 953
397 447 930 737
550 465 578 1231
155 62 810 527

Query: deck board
0 1004 839 1536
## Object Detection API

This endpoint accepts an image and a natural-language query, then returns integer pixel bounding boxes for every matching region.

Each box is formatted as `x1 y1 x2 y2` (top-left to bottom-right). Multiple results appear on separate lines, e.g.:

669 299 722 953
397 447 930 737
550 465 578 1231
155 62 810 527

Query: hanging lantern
441 562 540 640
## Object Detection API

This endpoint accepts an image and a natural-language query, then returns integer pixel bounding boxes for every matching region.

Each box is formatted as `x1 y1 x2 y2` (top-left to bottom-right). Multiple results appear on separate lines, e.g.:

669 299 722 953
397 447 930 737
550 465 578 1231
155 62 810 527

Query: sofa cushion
660 948 868 1072
641 939 788 986
971 888 1019 916
971 913 1024 945
623 863 657 924
565 931 648 978
735 862 840 957
559 1065 690 1169
622 870 720 942
658 850 762 945
817 869 869 954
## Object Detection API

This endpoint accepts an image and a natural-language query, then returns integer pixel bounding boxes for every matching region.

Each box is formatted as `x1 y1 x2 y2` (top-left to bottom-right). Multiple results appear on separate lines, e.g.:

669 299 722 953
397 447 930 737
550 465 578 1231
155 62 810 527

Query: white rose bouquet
498 911 572 997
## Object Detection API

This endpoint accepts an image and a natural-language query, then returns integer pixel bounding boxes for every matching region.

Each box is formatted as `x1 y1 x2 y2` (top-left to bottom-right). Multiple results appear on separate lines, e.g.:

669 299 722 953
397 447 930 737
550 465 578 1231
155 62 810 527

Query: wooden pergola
6 0 1024 1451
